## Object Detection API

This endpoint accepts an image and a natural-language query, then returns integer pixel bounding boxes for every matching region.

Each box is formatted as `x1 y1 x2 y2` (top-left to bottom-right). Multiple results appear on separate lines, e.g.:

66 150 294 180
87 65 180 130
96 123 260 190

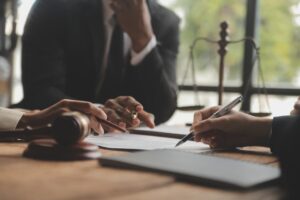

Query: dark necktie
96 22 125 102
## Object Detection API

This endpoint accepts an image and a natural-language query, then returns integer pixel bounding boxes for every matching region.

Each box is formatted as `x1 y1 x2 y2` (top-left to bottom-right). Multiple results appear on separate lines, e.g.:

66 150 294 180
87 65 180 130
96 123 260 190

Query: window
258 0 300 88
159 0 300 124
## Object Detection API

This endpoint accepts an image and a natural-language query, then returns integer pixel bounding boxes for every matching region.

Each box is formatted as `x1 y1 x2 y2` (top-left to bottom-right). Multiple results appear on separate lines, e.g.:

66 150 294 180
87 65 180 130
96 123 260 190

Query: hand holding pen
102 96 155 132
175 96 243 147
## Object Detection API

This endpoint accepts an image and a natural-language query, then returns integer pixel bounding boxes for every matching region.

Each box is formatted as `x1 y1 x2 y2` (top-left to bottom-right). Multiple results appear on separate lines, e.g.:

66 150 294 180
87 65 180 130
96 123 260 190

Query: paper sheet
85 133 211 153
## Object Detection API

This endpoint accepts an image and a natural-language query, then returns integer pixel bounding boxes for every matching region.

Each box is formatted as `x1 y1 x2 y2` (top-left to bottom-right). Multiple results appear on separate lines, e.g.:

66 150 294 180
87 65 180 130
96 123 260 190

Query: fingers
194 130 217 142
137 111 155 128
113 96 155 128
294 101 300 110
290 109 299 116
110 0 137 14
192 106 221 128
104 96 155 129
194 130 228 149
103 107 126 127
43 107 71 122
192 113 226 134
105 98 132 118
111 0 141 10
110 0 124 13
34 99 107 133
104 98 140 127
291 98 300 115
114 96 143 112
89 115 104 134
57 99 107 120
28 107 71 127
193 117 225 137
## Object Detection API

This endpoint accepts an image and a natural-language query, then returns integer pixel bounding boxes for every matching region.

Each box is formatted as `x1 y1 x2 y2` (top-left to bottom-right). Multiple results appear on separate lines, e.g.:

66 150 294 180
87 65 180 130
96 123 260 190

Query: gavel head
51 112 90 145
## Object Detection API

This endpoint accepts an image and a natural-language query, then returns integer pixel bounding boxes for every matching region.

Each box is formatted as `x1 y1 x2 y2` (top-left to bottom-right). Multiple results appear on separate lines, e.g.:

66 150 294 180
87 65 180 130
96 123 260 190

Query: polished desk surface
0 143 284 200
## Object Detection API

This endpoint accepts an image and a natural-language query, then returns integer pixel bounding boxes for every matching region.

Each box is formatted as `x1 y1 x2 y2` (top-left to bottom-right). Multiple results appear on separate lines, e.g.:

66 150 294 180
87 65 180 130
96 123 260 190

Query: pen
96 118 127 133
175 95 243 147
93 103 128 132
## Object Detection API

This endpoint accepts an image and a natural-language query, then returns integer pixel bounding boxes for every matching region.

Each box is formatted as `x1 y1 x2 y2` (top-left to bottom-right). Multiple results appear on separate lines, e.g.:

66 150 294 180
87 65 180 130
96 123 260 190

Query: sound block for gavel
23 139 101 161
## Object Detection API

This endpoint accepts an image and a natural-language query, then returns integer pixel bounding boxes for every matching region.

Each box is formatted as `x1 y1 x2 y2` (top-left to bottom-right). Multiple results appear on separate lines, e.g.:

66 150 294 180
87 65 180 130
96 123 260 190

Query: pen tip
175 141 182 148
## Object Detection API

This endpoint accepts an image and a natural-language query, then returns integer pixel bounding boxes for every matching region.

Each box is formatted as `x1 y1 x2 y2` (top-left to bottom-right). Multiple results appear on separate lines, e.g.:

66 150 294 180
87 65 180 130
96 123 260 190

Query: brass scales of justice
177 21 271 117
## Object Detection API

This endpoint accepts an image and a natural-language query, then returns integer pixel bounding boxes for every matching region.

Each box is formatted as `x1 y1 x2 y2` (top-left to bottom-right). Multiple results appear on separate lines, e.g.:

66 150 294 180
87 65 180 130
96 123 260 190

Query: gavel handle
0 126 53 142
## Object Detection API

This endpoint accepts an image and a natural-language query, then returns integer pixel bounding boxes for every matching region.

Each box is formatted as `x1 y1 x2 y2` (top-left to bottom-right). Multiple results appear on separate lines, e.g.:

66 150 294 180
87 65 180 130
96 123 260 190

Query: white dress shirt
102 0 157 66
0 108 24 131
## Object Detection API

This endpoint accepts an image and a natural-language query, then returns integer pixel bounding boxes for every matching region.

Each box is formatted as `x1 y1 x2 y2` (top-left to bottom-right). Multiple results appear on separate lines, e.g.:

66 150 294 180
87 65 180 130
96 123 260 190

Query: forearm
270 116 300 198
127 47 177 123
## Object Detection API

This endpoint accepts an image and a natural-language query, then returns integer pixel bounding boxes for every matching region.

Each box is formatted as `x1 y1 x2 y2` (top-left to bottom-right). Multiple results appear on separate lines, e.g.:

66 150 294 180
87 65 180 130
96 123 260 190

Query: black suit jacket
271 116 300 198
19 0 180 124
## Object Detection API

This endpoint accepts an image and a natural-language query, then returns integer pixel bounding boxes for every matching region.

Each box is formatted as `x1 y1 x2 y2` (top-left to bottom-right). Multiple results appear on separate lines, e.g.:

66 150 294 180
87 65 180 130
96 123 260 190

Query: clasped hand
103 96 155 132
110 0 154 52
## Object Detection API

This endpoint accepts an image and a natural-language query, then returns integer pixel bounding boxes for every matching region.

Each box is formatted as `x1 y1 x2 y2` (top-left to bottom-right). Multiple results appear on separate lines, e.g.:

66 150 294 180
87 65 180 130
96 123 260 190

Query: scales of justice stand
178 21 271 116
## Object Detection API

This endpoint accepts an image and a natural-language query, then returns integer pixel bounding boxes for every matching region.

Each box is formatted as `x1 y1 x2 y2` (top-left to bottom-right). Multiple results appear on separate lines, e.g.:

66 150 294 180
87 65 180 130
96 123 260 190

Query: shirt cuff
0 108 24 131
130 36 157 66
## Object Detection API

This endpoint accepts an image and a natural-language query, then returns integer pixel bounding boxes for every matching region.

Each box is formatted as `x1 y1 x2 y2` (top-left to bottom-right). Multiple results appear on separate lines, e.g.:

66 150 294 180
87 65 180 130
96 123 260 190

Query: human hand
290 96 300 115
110 0 154 52
103 96 155 132
17 99 107 134
192 106 272 148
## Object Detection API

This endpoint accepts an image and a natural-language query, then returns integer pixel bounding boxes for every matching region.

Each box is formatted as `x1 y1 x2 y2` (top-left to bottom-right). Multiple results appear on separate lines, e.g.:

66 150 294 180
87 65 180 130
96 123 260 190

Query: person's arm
0 108 24 131
270 116 300 155
290 96 300 115
191 106 272 148
192 106 300 198
17 99 107 134
111 0 179 124
21 0 70 109
126 33 179 124
268 116 300 199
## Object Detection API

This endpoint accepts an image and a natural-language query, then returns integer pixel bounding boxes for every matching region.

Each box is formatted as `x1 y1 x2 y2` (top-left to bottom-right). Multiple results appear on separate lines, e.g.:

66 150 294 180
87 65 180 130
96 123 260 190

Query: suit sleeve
124 15 180 124
21 0 70 109
270 116 300 155
270 116 300 198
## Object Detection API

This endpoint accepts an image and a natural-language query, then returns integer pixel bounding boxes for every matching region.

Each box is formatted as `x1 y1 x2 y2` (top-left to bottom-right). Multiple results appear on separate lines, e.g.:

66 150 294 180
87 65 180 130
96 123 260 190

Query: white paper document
85 133 211 153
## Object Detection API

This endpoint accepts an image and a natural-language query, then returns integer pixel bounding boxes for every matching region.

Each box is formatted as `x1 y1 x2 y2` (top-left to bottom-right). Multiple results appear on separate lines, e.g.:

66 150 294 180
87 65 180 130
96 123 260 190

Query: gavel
0 112 90 145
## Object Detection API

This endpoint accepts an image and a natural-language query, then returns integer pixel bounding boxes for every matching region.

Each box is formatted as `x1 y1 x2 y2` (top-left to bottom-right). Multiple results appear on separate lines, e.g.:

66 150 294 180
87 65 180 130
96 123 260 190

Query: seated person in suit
18 0 180 125
192 97 300 198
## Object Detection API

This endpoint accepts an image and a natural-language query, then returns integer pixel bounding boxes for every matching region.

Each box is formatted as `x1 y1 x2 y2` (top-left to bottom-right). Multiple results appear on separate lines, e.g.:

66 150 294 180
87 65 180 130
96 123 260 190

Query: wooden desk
0 143 284 200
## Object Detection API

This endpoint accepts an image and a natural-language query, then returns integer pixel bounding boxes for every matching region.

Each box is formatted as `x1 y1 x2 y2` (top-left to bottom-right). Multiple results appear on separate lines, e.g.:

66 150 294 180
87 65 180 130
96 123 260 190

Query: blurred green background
161 0 300 86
